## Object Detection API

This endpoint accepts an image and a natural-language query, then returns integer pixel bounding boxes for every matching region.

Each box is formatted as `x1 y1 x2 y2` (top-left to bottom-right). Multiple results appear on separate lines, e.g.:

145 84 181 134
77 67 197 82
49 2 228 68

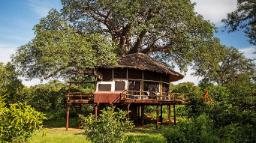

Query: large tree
223 0 256 45
193 41 255 85
13 10 117 79
13 0 215 79
0 63 23 104
61 0 214 66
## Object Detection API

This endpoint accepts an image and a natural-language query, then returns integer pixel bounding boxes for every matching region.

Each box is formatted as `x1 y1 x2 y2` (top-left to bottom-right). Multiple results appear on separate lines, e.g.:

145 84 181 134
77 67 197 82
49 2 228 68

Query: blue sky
0 0 255 85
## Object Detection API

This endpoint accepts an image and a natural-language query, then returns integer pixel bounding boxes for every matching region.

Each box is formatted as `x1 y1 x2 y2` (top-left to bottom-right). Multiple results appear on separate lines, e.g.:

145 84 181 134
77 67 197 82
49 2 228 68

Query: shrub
161 114 219 143
0 103 45 142
80 106 134 143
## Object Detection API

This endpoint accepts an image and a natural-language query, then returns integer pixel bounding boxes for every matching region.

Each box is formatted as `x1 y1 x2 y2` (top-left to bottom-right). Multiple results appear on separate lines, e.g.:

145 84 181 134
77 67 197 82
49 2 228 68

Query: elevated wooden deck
66 92 94 104
66 91 187 131
66 90 188 105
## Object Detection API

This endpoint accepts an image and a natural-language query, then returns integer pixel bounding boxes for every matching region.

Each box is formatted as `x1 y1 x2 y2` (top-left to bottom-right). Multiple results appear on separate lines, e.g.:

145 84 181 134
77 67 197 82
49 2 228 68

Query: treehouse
94 53 183 104
66 53 185 130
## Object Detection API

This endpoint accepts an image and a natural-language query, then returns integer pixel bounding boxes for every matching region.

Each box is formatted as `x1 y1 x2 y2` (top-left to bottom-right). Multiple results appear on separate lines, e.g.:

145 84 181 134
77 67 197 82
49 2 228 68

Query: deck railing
67 92 94 103
121 90 186 101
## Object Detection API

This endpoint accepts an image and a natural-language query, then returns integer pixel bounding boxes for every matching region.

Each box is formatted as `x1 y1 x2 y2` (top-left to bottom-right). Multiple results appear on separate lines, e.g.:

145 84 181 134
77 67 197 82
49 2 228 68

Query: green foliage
15 0 215 72
80 107 134 143
194 45 255 85
26 80 66 113
205 85 230 102
172 82 206 117
0 103 45 143
225 74 256 109
0 63 23 104
0 96 5 116
172 82 202 96
161 114 219 143
13 9 117 79
168 80 256 143
223 0 256 45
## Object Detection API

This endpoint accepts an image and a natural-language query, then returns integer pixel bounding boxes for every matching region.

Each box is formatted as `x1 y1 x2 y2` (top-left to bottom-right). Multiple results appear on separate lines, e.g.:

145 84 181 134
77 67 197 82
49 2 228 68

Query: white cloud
173 67 202 85
239 47 256 60
0 43 18 63
27 0 61 18
191 0 237 26
20 78 50 87
173 47 256 85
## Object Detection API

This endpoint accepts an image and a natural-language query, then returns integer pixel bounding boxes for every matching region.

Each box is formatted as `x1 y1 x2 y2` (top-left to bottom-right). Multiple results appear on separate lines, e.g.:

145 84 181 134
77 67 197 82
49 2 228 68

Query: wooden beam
66 104 70 131
160 76 163 100
167 105 171 122
140 71 144 97
173 103 176 125
77 105 82 129
126 68 128 80
95 104 98 120
127 104 130 118
160 104 163 124
112 69 114 80
156 105 159 128
141 105 144 126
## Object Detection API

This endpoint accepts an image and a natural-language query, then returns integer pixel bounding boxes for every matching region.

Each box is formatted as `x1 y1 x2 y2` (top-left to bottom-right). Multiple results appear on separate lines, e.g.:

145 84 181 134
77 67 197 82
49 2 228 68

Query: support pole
95 104 98 120
141 105 144 126
66 104 70 131
127 104 130 118
137 106 139 125
167 105 171 123
156 105 159 128
160 105 163 124
78 105 82 128
173 103 176 125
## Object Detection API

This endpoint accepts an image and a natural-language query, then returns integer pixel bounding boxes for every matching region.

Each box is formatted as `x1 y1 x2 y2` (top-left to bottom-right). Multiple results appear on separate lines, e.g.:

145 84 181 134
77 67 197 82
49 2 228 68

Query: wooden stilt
160 105 163 124
66 104 70 131
173 103 176 125
78 105 82 128
137 106 139 125
174 94 177 125
141 105 144 126
127 104 130 118
167 105 171 122
156 105 159 128
95 104 98 120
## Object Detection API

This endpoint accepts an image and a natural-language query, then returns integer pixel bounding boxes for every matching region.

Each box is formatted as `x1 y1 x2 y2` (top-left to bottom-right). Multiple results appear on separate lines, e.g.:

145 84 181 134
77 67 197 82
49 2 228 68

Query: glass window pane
114 68 127 79
98 84 111 91
115 81 126 91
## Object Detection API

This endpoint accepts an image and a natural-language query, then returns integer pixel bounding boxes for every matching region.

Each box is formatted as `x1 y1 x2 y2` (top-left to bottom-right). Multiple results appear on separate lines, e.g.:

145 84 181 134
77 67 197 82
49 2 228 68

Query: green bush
0 103 45 143
206 85 230 102
161 114 219 143
80 106 134 143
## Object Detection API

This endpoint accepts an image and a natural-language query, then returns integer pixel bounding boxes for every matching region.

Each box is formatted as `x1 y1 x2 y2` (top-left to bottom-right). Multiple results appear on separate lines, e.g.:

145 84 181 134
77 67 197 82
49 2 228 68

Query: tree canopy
13 10 117 79
0 63 23 104
61 0 214 67
193 41 255 85
12 0 216 79
223 0 256 45
13 0 254 84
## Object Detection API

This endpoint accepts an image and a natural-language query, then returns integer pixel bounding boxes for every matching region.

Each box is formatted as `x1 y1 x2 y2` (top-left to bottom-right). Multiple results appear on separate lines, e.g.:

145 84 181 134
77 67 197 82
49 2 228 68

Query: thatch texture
115 53 183 81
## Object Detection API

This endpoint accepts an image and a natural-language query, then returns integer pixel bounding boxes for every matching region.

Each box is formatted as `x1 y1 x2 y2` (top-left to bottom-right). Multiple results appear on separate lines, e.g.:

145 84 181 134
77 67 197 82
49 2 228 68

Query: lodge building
66 53 185 130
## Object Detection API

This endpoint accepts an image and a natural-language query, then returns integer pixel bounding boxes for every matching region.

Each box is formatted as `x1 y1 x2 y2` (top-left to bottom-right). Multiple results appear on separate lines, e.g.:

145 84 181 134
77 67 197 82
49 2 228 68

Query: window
128 80 140 91
128 69 142 79
162 83 170 96
114 68 127 79
98 84 111 91
144 82 159 92
144 71 161 81
115 81 126 91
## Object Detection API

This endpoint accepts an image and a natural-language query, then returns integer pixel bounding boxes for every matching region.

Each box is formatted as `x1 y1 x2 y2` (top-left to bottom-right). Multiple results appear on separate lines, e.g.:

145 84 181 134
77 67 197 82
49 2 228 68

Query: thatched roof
115 53 183 81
